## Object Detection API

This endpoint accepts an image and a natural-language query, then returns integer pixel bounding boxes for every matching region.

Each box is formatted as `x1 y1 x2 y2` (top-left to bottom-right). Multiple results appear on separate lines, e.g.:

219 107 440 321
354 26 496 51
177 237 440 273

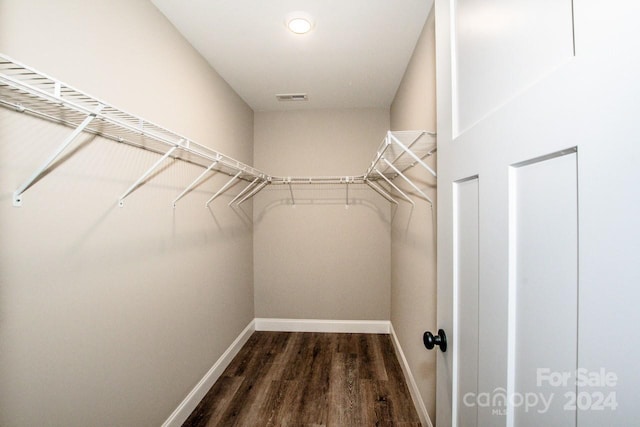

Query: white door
434 0 640 426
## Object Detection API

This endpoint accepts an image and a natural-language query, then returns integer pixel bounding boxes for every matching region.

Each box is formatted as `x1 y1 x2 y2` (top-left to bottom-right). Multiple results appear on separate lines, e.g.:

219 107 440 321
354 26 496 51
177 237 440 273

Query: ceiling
151 0 432 111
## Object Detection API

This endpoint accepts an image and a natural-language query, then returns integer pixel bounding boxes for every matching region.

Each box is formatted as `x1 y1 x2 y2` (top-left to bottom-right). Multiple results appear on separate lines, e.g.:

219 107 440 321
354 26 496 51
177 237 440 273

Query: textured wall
253 108 391 321
389 8 438 424
0 1 255 425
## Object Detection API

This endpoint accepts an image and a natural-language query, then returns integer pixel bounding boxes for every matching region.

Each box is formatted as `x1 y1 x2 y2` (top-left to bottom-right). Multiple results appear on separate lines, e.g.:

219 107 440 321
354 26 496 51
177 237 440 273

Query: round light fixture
288 17 312 34
285 12 314 35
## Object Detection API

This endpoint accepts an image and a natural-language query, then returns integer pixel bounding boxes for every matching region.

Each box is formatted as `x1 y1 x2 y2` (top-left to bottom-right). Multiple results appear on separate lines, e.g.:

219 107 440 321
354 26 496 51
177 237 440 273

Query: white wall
253 108 391 320
389 8 438 423
0 1 255 426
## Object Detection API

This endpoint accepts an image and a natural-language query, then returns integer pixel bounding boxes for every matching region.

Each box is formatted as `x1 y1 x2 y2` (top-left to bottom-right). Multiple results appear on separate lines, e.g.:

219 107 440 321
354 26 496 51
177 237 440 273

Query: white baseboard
254 317 391 334
161 319 256 427
389 323 433 427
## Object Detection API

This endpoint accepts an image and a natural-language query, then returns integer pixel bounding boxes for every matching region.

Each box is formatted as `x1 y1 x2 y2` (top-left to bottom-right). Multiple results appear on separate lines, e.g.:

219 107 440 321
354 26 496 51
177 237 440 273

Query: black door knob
423 329 447 352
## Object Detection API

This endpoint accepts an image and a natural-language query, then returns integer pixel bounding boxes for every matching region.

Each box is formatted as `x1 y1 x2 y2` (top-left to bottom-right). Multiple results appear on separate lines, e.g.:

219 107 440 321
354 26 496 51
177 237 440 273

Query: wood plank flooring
182 332 422 427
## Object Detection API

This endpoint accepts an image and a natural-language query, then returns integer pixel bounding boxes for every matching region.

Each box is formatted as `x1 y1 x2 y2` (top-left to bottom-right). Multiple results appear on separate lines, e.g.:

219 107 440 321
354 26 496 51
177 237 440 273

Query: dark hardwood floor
182 331 422 427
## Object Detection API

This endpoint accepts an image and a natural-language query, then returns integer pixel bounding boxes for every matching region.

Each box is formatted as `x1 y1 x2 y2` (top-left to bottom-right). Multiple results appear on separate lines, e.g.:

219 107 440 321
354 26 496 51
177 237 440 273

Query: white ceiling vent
276 93 308 102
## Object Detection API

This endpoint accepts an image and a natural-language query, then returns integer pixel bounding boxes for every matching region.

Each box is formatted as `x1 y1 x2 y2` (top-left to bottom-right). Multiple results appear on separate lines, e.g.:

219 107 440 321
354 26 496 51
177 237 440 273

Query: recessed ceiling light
288 17 311 34
285 12 314 35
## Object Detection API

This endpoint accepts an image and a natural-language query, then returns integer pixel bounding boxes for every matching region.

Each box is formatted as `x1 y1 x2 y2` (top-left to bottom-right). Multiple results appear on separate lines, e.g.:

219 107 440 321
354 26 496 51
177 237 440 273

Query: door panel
455 0 574 133
453 177 479 427
436 0 640 426
509 151 578 426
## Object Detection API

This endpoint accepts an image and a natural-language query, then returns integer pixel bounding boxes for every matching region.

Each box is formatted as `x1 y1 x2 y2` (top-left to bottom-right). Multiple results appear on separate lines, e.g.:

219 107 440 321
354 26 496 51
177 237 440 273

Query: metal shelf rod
269 176 366 185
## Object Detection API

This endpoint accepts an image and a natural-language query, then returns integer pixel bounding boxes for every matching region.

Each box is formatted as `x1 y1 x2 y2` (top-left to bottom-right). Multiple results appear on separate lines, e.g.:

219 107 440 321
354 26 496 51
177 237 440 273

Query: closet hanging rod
269 176 367 185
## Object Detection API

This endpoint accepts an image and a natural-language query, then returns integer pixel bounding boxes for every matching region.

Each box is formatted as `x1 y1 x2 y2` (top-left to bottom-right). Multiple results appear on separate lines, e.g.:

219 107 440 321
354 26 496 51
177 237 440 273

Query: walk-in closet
1 1 437 425
3 1 639 426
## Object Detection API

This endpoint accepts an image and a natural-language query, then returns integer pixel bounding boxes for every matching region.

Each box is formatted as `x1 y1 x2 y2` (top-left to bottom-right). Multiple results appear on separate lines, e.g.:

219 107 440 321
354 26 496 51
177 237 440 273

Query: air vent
276 93 308 102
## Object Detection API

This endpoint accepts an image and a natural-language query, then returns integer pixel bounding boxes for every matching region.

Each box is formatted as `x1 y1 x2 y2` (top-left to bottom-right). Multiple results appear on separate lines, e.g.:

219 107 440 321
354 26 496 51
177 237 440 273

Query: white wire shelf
0 54 268 207
366 131 437 179
0 54 436 207
364 130 437 205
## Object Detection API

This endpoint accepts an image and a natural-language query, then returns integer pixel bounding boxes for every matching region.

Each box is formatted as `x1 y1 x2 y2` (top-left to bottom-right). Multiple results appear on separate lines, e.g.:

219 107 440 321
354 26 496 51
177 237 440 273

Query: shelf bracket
287 178 295 206
364 135 392 181
375 168 415 206
383 158 433 206
13 104 105 206
365 179 399 205
205 171 241 207
172 159 219 208
118 145 179 207
237 180 269 205
345 177 350 207
229 177 261 206
388 132 437 178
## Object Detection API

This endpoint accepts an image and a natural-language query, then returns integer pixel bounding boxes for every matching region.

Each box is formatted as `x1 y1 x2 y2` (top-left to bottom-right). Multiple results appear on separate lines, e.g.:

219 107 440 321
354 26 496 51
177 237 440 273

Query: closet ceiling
151 0 432 111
